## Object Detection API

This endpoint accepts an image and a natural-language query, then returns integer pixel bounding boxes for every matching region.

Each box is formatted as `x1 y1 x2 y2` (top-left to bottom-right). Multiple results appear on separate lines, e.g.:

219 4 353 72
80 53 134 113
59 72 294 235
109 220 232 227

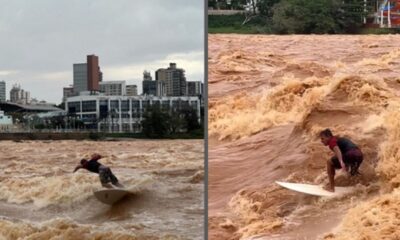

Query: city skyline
0 0 204 103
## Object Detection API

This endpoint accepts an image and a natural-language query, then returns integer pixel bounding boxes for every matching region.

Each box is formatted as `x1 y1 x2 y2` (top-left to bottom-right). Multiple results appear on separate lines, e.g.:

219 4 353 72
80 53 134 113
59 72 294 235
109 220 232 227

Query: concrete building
10 85 30 104
126 85 138 96
156 81 166 97
0 110 13 132
73 54 102 94
142 71 156 96
73 63 87 94
186 81 203 96
100 81 126 96
63 86 74 102
87 55 100 91
0 81 5 102
142 80 157 96
155 63 186 96
65 95 201 133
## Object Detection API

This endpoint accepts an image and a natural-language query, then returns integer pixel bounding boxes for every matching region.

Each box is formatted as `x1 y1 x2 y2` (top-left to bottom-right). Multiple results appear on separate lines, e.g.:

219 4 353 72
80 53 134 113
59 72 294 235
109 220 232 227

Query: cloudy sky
0 0 204 104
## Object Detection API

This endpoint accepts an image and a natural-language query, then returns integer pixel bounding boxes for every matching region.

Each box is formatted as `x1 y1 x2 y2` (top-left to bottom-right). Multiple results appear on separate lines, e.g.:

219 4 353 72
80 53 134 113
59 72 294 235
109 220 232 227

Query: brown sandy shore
0 140 204 240
209 34 400 240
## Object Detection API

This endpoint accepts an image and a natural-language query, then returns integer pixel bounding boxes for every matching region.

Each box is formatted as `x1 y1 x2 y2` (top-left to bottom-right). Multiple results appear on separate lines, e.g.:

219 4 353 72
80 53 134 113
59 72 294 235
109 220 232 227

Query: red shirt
327 136 338 150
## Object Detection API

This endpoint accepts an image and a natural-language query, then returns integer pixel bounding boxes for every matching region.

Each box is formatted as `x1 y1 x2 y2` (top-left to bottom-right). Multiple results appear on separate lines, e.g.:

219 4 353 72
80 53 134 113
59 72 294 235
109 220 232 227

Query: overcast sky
0 0 204 104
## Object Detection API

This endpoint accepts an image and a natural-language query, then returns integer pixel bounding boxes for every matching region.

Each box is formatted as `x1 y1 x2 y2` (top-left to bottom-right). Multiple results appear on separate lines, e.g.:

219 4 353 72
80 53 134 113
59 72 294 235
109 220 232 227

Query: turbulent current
208 34 400 240
0 140 204 240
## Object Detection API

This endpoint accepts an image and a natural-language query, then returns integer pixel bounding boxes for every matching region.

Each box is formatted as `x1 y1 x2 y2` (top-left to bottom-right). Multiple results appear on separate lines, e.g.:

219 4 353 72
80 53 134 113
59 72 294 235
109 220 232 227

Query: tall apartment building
143 80 157 96
10 84 30 104
73 54 102 94
155 63 186 96
126 85 138 96
186 81 203 96
63 86 74 102
0 81 6 102
87 55 100 91
142 71 157 96
73 63 87 94
100 81 126 96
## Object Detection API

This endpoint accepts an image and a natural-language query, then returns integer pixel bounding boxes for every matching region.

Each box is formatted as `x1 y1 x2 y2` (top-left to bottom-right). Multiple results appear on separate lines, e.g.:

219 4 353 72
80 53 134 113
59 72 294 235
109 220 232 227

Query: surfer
73 153 123 188
320 129 363 192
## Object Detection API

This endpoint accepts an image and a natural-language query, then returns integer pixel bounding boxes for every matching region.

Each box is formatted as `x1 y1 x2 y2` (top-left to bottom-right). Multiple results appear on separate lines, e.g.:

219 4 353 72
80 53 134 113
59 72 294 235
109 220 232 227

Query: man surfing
73 153 123 188
320 129 363 192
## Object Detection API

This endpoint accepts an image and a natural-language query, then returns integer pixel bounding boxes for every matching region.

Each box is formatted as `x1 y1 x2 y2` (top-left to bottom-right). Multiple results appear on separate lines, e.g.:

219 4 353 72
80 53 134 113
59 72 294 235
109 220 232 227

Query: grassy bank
100 129 204 140
208 14 271 34
208 14 400 35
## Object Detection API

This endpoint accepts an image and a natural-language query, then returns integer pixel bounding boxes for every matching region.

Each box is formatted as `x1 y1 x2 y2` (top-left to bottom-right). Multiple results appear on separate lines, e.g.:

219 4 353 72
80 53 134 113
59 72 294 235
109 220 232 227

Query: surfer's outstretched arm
73 165 82 173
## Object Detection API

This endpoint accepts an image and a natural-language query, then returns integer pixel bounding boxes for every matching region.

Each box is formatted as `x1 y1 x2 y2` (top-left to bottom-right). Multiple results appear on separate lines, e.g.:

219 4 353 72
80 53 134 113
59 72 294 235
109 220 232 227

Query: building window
181 100 189 109
121 100 129 111
110 100 119 111
68 101 81 113
132 100 140 110
82 114 97 120
131 109 140 118
172 100 179 109
81 100 96 112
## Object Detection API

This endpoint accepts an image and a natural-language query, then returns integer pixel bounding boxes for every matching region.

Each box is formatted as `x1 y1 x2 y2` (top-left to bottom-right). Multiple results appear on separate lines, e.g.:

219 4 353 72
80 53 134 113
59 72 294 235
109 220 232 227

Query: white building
99 81 126 96
73 63 87 94
126 85 138 96
0 110 12 131
65 95 201 133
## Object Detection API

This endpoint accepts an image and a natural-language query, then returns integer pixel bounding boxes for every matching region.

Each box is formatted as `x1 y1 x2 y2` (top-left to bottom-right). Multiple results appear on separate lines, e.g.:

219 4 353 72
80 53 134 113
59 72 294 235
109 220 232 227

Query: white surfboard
94 188 130 205
276 181 354 197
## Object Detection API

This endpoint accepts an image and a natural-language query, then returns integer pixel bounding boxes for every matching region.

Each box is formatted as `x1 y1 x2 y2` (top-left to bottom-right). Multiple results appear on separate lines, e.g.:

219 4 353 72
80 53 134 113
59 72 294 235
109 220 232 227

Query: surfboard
275 181 354 197
94 188 130 205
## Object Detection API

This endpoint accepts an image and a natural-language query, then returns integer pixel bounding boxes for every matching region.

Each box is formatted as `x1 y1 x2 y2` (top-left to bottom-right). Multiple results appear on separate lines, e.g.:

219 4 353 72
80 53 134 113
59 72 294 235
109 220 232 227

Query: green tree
141 105 170 138
271 0 365 34
181 108 200 132
336 0 367 33
257 0 280 18
272 0 338 34
169 109 185 134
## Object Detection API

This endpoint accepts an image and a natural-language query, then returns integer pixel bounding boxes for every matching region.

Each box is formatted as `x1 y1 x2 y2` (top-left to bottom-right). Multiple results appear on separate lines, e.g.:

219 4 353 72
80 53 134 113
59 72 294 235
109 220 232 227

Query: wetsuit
82 159 119 185
328 136 363 175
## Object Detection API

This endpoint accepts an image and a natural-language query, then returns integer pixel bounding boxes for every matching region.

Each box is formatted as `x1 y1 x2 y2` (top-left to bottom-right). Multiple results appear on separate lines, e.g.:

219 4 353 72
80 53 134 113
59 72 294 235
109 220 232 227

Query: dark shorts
331 148 363 175
99 166 119 185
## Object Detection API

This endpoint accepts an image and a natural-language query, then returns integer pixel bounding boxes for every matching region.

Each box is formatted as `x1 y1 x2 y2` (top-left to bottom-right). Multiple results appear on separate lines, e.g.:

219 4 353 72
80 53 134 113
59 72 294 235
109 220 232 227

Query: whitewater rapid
209 34 400 240
0 140 204 240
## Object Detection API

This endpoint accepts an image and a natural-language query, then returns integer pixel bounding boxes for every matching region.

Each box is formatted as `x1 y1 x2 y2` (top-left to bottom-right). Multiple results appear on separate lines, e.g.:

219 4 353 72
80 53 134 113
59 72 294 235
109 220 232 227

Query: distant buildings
126 85 138 96
87 55 101 91
142 71 157 96
73 63 87 94
10 84 30 104
66 55 202 111
73 54 102 95
63 86 74 103
186 81 204 96
155 63 186 96
100 81 126 96
65 95 201 132
0 81 5 102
